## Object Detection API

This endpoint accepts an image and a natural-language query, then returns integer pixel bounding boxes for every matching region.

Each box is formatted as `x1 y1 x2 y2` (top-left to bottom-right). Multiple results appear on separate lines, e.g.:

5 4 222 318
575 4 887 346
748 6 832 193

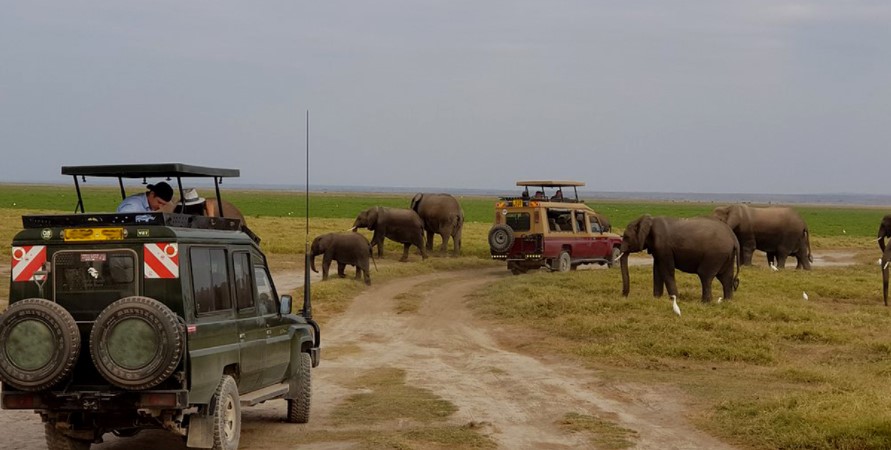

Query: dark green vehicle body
0 164 319 449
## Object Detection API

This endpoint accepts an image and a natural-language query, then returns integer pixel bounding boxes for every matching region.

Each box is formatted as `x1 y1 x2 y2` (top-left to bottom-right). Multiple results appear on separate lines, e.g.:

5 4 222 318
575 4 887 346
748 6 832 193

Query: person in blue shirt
116 182 174 213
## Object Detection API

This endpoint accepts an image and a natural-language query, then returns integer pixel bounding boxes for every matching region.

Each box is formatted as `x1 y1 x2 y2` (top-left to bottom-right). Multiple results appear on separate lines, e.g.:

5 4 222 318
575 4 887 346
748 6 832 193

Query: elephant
310 232 372 285
620 215 740 302
410 193 464 255
712 204 812 270
352 207 427 262
592 212 611 232
876 215 891 305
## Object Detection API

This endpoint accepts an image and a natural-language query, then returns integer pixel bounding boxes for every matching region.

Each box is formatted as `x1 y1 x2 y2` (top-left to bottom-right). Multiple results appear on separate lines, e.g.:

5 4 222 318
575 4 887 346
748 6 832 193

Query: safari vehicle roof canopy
62 163 239 214
62 163 239 179
516 180 585 187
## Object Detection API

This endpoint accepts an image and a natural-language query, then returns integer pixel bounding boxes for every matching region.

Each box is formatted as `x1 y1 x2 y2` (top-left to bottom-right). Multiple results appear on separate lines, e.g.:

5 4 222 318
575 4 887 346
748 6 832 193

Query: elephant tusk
347 226 357 232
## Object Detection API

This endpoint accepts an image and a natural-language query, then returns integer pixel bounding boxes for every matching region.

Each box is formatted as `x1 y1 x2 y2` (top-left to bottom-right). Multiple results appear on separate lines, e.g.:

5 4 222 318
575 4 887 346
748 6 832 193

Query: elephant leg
362 262 371 285
795 251 812 270
400 243 410 262
439 232 450 255
664 271 679 298
741 242 756 266
372 231 384 258
766 252 775 267
652 264 665 298
718 267 734 300
418 237 428 260
322 254 333 280
337 262 346 278
698 273 715 303
775 254 788 269
425 230 434 252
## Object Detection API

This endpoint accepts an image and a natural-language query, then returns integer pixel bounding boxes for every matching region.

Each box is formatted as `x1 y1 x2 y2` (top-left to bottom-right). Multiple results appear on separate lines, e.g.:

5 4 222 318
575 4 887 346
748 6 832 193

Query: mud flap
186 414 213 449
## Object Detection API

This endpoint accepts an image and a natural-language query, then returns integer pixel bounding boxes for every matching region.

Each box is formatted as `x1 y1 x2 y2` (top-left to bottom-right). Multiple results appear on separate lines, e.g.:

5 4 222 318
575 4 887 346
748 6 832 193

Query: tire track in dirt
309 268 736 449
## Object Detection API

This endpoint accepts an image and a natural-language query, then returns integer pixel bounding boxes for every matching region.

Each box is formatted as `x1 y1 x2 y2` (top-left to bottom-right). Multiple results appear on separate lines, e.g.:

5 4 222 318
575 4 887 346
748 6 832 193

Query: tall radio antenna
302 110 312 318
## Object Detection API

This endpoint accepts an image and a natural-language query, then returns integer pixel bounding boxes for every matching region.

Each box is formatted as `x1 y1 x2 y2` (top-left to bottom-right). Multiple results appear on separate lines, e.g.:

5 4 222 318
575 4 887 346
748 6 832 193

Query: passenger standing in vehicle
173 188 207 215
550 189 563 201
116 182 173 212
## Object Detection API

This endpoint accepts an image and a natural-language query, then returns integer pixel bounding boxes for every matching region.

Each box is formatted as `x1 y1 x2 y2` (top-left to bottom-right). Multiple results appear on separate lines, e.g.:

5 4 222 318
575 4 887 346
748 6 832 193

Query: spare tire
90 296 184 390
488 225 515 253
0 298 81 391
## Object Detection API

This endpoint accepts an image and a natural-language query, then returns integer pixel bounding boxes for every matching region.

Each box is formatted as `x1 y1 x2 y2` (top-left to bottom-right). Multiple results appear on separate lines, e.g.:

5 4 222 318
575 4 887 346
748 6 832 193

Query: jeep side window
191 247 232 314
253 266 277 315
590 216 603 233
233 252 254 310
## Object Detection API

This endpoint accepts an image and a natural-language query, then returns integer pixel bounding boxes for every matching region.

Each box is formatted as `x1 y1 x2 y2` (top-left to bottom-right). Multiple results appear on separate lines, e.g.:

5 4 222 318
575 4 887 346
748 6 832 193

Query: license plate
63 228 124 242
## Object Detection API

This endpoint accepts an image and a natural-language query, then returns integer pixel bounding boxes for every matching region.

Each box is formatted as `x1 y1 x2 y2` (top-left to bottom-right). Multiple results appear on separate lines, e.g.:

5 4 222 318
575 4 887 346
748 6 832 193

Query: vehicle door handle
266 329 273 336
239 333 246 340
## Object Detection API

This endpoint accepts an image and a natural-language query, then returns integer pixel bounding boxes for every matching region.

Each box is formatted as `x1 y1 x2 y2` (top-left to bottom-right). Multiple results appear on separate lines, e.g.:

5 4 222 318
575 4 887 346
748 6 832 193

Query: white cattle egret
717 297 723 304
770 262 779 272
671 295 681 316
802 292 809 301
879 258 884 266
842 229 847 234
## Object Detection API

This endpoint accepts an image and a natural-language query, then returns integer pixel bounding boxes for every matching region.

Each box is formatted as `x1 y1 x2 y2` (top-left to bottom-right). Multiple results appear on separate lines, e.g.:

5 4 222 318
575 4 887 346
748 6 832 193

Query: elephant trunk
884 258 890 306
621 253 631 297
879 227 887 252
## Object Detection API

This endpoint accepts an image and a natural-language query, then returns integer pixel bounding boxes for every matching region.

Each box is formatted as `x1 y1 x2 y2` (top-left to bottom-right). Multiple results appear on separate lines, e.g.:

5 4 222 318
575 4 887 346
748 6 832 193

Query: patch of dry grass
470 261 891 448
558 412 638 449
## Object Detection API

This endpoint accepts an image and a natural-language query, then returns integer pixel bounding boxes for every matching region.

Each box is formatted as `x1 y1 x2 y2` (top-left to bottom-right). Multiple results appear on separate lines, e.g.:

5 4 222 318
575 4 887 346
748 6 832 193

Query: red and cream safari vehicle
487 180 623 274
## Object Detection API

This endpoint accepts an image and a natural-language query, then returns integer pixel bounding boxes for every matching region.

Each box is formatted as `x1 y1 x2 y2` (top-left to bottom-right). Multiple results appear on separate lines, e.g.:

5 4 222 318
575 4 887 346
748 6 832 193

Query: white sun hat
182 188 206 206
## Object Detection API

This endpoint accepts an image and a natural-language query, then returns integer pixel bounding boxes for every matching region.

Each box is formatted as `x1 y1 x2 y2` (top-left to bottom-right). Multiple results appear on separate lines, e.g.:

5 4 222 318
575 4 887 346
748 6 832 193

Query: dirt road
0 268 736 449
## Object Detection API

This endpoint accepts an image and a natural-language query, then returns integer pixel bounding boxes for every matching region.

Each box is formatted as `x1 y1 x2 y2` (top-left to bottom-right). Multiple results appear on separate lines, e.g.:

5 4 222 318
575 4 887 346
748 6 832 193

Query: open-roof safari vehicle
0 164 320 450
488 180 623 274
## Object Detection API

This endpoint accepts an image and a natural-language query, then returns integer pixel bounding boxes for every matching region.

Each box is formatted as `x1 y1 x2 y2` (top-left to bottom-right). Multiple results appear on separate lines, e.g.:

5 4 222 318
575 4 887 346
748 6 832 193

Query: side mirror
279 294 292 315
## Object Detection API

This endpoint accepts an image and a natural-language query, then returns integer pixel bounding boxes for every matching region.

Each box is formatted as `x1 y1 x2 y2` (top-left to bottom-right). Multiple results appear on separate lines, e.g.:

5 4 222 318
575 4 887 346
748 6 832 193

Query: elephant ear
879 215 891 251
637 215 653 250
310 235 323 254
410 193 423 212
367 207 380 230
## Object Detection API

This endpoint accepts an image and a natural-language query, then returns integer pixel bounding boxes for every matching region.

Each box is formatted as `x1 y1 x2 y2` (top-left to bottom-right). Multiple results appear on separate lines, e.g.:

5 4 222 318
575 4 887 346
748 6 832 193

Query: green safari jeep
0 164 320 450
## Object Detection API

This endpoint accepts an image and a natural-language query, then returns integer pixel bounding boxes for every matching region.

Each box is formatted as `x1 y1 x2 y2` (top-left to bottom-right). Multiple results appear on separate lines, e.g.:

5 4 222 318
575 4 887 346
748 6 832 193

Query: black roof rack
62 163 239 178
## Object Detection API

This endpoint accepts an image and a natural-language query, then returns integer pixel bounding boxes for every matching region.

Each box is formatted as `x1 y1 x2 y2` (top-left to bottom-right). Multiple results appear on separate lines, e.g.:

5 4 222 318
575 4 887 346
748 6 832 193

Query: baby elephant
310 232 372 285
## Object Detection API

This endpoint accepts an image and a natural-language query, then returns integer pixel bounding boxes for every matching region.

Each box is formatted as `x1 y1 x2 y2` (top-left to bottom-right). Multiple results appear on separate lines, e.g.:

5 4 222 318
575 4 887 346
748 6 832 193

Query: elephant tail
732 245 740 291
804 228 813 263
369 244 378 271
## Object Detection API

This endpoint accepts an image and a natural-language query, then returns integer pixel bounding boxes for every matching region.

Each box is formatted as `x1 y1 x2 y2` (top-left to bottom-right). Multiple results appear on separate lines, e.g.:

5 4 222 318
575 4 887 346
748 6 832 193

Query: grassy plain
2 184 891 448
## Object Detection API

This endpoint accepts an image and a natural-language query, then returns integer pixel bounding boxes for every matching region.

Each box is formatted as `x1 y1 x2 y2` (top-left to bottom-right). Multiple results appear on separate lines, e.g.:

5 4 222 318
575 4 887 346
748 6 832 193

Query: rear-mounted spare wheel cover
90 296 184 390
488 224 515 253
0 298 81 391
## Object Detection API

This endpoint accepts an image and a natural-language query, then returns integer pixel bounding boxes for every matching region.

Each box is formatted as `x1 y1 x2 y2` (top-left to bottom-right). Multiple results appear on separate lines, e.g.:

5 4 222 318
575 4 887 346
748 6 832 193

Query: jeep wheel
287 352 312 424
607 246 621 269
90 296 184 390
212 375 241 450
0 298 81 391
488 225 514 253
45 423 91 450
555 251 571 272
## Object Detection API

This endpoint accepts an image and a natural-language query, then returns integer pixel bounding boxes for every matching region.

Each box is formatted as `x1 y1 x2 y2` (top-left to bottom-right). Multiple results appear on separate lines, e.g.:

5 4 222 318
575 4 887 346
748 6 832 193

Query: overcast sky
2 1 890 195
